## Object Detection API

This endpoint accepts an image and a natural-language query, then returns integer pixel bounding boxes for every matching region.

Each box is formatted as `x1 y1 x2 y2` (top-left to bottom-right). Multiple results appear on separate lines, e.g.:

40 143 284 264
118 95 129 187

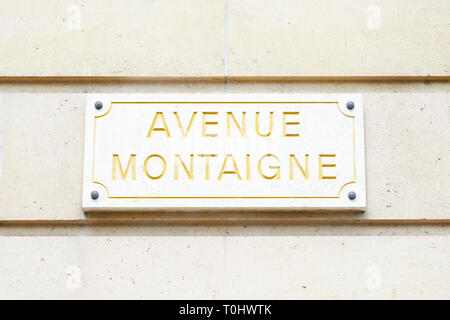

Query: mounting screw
91 191 99 200
348 191 356 200
346 101 354 110
95 101 103 110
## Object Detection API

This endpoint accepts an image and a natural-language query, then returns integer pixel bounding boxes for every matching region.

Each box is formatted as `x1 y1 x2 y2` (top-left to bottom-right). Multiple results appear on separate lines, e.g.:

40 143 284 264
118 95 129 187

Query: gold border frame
92 101 356 199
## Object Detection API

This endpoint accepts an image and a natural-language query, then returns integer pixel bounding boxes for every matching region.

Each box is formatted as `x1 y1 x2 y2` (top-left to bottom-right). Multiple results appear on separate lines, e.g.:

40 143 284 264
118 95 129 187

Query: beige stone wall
1 0 448 77
0 0 449 299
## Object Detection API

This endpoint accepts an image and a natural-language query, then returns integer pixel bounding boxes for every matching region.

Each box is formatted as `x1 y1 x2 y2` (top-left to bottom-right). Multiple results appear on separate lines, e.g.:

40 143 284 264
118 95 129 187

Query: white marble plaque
83 94 366 211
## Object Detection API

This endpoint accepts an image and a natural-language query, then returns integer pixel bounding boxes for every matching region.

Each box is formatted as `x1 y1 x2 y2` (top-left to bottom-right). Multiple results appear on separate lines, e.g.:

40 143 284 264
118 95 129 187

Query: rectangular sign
83 94 366 211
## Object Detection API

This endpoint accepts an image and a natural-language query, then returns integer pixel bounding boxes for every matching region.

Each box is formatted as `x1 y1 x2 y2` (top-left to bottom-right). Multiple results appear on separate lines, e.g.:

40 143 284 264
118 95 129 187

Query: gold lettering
202 112 218 137
218 154 242 180
319 154 336 180
173 112 197 138
246 154 250 180
143 154 167 180
112 154 136 180
255 112 273 137
147 112 171 138
175 154 194 180
258 154 280 180
226 112 246 137
289 154 309 180
282 112 300 137
198 154 217 180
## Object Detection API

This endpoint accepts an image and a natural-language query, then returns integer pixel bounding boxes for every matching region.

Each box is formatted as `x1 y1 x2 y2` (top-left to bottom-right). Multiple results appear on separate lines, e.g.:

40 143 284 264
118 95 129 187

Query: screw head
346 101 354 110
95 101 103 110
348 191 356 200
91 191 99 200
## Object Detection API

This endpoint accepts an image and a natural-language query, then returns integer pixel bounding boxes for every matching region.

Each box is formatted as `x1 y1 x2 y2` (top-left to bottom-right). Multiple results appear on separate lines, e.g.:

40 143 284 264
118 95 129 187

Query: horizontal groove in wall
0 76 448 84
0 219 449 227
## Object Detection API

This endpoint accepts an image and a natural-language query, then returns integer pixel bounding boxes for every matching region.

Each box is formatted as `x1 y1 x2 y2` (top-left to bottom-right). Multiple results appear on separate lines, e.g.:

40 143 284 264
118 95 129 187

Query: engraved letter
218 154 242 180
174 112 197 137
226 112 246 137
198 154 218 180
202 112 218 137
258 154 280 180
319 154 336 180
175 154 194 180
246 154 251 180
255 112 273 137
289 154 309 180
112 154 136 180
282 112 300 137
147 112 171 138
143 154 167 180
